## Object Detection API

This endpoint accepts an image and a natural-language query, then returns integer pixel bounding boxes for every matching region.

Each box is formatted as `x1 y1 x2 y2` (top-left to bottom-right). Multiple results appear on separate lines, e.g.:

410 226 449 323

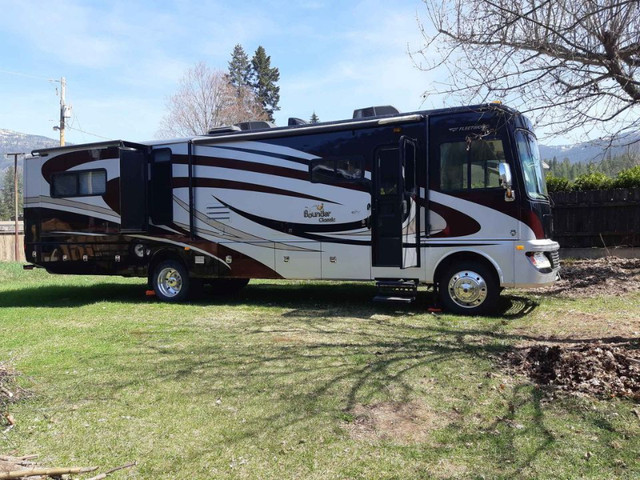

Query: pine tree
250 46 280 122
0 169 6 220
227 44 252 91
0 167 22 220
309 112 320 124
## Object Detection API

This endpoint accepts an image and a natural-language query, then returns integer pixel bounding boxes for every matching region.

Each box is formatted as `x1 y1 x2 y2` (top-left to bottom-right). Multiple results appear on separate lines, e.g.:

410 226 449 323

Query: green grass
1 262 639 479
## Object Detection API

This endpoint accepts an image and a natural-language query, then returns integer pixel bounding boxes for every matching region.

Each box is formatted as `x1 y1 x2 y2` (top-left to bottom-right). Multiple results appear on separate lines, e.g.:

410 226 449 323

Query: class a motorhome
24 103 560 315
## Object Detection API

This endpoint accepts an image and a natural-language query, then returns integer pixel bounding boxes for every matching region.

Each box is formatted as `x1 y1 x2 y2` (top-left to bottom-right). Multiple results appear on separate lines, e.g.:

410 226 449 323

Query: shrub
572 171 613 191
545 174 572 192
613 165 640 188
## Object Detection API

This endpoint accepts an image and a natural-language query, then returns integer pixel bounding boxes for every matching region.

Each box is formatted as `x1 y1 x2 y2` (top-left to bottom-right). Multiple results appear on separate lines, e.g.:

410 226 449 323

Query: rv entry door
119 148 148 232
372 137 420 269
400 137 419 269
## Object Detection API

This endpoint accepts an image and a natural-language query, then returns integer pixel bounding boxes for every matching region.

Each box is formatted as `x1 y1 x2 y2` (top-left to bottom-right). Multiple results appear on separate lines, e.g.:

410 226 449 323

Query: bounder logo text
304 203 336 223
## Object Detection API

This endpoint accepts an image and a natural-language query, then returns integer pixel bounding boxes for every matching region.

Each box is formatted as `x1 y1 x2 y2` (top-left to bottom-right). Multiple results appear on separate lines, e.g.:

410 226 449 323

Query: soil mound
539 257 640 297
506 343 640 400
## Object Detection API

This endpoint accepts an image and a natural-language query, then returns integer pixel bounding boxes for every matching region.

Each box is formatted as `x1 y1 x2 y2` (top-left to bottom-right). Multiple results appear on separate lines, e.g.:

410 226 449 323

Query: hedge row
546 165 640 192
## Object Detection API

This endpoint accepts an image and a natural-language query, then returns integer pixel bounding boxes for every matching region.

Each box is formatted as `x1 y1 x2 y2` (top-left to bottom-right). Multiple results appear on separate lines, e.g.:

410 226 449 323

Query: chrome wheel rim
157 267 183 298
448 270 487 308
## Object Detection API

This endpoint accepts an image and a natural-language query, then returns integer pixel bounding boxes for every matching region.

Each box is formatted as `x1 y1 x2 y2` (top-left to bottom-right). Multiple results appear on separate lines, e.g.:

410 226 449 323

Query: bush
572 171 613 191
613 165 640 188
545 174 572 193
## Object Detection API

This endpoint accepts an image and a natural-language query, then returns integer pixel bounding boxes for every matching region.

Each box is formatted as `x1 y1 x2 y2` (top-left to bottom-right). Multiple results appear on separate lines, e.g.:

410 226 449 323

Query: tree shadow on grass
93 316 587 477
8 279 632 477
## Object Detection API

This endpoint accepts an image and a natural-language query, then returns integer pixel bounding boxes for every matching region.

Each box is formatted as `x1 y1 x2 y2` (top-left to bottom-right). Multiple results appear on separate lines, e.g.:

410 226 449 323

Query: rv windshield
516 130 548 200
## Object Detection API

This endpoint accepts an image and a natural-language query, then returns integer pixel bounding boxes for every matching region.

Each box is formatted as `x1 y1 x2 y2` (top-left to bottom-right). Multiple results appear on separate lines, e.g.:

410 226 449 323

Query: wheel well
433 252 500 287
147 249 187 284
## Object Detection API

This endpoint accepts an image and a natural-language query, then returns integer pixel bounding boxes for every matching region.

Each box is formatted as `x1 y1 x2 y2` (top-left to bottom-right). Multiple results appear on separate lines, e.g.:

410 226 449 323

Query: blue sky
0 0 438 144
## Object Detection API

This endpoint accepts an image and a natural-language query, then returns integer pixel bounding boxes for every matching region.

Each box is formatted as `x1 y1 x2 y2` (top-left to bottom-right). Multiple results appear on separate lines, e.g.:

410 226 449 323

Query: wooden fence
550 187 640 248
0 222 25 262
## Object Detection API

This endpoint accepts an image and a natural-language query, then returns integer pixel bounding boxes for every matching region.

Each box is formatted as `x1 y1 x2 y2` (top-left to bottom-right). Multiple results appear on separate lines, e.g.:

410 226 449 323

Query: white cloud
275 1 438 124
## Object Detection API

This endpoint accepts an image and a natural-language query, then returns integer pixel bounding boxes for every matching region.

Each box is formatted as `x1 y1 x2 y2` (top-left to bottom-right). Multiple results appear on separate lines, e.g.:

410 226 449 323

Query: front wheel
152 260 190 302
439 261 499 316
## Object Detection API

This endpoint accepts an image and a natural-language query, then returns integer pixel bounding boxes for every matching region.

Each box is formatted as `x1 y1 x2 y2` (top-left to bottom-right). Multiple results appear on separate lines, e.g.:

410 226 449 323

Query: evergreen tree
309 112 320 124
0 167 23 220
227 44 252 91
250 46 280 122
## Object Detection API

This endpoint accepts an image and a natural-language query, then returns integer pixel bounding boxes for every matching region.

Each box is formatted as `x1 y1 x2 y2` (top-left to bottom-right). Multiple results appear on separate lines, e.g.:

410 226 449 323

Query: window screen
51 169 107 197
440 138 505 191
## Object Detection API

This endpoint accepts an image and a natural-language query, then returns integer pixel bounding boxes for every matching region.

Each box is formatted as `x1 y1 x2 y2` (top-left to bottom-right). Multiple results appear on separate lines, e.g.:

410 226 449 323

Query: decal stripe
173 178 337 204
128 234 231 269
217 199 370 246
212 145 311 166
176 154 369 193
175 154 309 180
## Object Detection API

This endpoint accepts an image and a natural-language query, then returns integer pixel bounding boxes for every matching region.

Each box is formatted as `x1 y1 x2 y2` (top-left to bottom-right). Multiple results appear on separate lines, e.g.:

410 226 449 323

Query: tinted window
310 156 364 184
150 148 173 225
377 149 399 196
51 169 107 197
440 138 504 191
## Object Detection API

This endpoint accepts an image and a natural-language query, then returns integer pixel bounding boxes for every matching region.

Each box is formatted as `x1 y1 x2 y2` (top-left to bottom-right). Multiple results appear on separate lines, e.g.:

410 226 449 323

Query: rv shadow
195 283 538 318
0 283 148 308
0 280 539 317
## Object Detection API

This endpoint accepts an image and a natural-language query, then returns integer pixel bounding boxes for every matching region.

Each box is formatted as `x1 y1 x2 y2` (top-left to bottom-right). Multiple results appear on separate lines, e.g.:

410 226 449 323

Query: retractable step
373 279 418 304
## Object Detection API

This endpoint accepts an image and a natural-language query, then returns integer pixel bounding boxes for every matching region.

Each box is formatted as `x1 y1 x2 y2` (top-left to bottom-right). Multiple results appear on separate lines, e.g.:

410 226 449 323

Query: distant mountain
0 129 59 171
539 133 640 164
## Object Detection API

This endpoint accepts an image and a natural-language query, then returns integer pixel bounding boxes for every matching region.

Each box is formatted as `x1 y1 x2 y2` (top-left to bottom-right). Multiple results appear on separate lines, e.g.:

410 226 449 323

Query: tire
209 278 250 295
439 261 499 316
152 259 190 302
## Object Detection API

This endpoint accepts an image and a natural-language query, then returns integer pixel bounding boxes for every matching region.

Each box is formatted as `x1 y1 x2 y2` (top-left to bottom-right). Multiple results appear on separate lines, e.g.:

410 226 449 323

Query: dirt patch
1 362 27 421
538 257 640 298
505 343 640 401
345 400 452 444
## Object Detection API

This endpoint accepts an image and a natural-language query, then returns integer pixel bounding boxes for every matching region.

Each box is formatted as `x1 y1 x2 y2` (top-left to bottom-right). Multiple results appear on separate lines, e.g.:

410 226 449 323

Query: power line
0 68 51 81
66 125 112 141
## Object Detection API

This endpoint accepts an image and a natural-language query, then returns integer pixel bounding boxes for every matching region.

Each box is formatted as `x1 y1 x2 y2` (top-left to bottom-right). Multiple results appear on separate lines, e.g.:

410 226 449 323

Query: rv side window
440 139 504 191
51 169 107 197
310 156 364 184
150 148 173 225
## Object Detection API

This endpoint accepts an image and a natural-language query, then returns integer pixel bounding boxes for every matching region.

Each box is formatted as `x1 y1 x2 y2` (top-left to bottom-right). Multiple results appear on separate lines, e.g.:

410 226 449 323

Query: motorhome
24 103 559 314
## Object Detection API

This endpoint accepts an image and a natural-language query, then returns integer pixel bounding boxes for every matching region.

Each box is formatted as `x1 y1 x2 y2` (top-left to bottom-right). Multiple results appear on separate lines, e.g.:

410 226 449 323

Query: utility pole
53 77 70 146
59 77 67 146
6 152 23 261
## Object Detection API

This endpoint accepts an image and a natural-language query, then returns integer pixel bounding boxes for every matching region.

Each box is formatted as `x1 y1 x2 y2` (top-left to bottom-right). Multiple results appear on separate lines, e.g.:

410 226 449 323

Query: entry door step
373 279 418 303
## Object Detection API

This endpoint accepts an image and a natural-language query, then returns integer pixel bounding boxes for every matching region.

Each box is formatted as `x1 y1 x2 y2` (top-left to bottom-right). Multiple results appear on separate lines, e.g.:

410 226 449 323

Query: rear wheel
439 261 499 316
152 260 190 302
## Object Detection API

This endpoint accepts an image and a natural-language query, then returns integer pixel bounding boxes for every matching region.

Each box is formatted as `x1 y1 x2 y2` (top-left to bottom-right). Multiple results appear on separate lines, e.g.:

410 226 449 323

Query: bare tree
416 0 640 140
157 62 267 138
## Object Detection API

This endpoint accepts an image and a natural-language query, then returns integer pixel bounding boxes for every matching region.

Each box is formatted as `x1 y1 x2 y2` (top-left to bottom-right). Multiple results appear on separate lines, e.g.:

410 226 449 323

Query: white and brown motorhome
24 103 559 314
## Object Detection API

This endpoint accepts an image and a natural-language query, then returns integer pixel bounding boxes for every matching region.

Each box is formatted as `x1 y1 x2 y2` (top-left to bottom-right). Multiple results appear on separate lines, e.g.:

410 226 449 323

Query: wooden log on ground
0 466 97 479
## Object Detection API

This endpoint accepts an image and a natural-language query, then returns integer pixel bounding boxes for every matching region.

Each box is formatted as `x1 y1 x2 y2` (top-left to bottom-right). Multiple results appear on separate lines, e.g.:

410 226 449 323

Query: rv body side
24 104 559 313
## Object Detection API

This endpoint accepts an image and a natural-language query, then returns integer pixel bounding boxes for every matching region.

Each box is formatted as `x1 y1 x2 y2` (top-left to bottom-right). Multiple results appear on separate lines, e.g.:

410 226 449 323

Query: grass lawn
1 262 639 479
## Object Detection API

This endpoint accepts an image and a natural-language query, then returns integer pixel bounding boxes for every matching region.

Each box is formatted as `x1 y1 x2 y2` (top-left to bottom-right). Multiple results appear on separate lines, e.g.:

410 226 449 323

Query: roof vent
207 125 241 135
235 121 275 131
288 117 307 126
353 105 399 119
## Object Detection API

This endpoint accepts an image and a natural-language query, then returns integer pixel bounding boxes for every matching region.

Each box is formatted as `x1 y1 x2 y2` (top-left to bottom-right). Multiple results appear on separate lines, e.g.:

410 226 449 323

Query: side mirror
499 162 515 202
